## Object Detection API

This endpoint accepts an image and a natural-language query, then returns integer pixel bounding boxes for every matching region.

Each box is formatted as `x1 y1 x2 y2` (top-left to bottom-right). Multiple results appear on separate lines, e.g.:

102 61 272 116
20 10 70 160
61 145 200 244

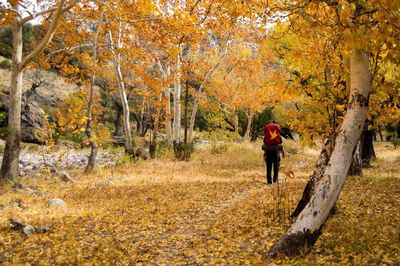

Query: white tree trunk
173 53 182 143
233 110 239 135
268 49 370 257
114 56 133 154
1 7 23 179
165 86 173 147
243 111 253 141
157 61 173 147
1 1 74 179
108 24 133 154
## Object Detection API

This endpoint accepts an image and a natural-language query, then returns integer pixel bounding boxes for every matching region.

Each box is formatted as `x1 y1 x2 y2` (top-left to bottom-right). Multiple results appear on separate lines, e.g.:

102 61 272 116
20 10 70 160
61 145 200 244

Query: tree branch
20 0 79 69
20 0 79 25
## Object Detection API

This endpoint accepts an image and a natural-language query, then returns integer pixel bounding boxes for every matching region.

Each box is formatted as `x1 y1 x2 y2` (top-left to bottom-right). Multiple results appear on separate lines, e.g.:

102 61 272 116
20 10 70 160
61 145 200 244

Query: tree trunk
150 100 162 159
362 129 376 167
291 137 334 218
347 140 363 176
85 74 98 173
184 79 189 144
188 41 231 141
114 103 123 136
109 24 133 154
173 53 182 143
1 14 23 179
85 14 103 173
165 86 173 148
243 111 253 141
115 63 133 154
1 1 74 180
157 62 172 148
267 49 370 257
233 110 239 135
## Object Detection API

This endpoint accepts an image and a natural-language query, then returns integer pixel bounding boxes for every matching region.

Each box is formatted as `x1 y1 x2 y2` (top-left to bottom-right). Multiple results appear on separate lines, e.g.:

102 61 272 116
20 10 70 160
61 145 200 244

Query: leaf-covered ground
0 141 399 265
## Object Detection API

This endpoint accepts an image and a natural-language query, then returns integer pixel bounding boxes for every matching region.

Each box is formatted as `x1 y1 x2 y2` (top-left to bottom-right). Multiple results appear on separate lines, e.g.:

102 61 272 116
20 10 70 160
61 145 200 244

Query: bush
173 141 194 161
0 59 11 70
0 43 12 58
209 129 237 154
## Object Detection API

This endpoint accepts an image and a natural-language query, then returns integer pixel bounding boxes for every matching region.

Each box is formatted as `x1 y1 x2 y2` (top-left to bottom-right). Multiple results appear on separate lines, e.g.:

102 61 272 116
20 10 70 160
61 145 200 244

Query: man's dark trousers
265 151 279 184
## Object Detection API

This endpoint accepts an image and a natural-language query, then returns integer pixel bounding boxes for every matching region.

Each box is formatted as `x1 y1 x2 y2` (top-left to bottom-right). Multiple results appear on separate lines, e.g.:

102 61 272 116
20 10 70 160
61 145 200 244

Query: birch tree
188 39 232 142
85 12 104 173
107 21 133 155
0 0 78 180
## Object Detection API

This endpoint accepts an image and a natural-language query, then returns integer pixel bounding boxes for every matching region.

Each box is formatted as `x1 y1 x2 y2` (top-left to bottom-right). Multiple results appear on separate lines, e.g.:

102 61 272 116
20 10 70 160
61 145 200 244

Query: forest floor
0 141 399 265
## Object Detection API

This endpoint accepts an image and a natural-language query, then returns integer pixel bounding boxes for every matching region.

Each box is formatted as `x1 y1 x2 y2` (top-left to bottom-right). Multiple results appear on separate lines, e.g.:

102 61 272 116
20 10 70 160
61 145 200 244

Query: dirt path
150 179 272 263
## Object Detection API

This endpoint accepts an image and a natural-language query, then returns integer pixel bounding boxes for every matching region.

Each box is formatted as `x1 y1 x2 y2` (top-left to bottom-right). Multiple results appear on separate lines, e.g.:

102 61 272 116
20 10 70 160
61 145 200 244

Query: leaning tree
265 0 399 257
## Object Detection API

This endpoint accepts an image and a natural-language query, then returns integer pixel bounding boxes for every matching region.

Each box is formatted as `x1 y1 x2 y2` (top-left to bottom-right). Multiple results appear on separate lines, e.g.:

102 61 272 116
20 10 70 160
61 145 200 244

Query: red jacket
264 123 281 145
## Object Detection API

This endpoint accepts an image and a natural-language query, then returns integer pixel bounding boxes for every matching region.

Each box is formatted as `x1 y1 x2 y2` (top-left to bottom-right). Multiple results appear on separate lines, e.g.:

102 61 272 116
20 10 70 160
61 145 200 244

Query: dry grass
0 141 399 265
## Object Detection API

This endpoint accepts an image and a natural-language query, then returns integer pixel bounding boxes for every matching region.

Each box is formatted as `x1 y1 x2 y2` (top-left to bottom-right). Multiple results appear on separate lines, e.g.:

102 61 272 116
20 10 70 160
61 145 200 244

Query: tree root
266 229 321 258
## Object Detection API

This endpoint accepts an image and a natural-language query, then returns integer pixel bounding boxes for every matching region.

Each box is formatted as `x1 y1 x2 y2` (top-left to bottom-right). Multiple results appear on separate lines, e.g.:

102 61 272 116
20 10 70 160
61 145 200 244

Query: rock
0 93 45 144
24 165 34 171
96 177 115 189
10 217 25 231
11 199 26 209
22 225 35 237
9 217 53 237
36 226 53 234
50 167 58 173
47 198 67 209
24 186 42 196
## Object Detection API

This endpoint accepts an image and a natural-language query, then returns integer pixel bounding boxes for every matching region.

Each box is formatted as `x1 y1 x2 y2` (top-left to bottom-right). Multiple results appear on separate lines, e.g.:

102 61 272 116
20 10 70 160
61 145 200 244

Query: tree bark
362 128 376 167
115 61 133 154
290 137 334 218
267 49 370 257
157 62 172 148
165 86 173 147
347 140 363 176
114 102 123 136
184 79 189 144
1 8 23 179
85 14 103 173
233 110 239 135
108 24 133 154
243 111 253 141
173 52 182 143
85 74 98 173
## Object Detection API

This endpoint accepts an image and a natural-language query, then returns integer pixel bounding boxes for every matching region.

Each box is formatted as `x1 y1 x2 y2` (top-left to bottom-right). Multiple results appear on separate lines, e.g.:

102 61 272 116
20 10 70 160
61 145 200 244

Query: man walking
263 122 284 184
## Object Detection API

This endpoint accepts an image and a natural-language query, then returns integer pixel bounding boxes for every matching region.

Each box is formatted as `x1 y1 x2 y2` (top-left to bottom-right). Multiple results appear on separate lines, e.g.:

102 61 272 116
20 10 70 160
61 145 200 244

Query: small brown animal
284 170 295 178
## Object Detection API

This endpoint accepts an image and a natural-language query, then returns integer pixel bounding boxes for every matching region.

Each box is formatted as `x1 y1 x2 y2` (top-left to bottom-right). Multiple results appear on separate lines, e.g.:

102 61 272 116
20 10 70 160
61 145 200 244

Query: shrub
173 141 194 161
209 129 236 154
0 59 11 70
